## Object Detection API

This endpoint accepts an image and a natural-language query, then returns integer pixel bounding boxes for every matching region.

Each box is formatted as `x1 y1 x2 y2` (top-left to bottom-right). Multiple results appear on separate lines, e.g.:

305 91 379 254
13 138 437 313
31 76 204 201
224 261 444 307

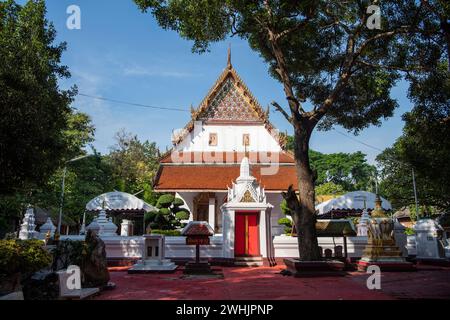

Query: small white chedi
357 208 371 236
39 217 56 239
86 204 118 237
19 206 38 240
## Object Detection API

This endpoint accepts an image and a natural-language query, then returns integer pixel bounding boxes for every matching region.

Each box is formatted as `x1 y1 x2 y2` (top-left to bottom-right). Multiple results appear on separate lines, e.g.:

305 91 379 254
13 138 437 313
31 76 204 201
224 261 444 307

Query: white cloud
122 65 202 78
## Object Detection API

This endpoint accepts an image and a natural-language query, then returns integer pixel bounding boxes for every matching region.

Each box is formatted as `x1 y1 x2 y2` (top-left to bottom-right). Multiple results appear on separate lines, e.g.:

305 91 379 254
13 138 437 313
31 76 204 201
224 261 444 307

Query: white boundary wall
273 235 369 258
61 235 380 260
60 235 224 260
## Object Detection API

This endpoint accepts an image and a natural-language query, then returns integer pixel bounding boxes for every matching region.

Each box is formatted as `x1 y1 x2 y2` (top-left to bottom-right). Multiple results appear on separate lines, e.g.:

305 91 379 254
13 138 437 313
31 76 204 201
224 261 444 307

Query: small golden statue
44 231 51 244
357 195 413 271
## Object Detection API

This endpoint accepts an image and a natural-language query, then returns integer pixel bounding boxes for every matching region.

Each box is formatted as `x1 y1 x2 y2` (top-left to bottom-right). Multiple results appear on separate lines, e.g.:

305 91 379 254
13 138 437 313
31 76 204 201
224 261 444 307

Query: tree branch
356 59 431 72
271 101 293 124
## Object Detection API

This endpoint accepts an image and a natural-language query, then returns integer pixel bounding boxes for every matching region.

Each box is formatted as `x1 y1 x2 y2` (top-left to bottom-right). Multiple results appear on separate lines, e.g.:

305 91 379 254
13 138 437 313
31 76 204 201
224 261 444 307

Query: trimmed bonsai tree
145 194 190 231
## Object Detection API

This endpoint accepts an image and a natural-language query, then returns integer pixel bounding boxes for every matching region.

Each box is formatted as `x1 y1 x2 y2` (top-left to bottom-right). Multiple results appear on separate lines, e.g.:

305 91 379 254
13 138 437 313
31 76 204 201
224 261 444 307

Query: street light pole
57 166 68 234
412 168 420 220
57 155 92 235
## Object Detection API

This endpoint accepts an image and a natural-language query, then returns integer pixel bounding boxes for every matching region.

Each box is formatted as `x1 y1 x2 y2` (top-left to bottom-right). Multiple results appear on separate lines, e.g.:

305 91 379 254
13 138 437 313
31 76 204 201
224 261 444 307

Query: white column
259 210 268 258
222 208 235 259
208 196 216 230
121 220 133 236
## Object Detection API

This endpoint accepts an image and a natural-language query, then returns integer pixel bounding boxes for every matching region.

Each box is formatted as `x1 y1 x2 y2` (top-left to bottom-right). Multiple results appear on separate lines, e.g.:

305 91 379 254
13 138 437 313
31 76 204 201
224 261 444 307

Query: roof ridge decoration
173 51 278 146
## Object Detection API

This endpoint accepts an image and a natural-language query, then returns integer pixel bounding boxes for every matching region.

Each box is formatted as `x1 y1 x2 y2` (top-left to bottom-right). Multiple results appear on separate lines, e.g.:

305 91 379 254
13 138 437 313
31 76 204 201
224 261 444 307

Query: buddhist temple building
154 50 298 236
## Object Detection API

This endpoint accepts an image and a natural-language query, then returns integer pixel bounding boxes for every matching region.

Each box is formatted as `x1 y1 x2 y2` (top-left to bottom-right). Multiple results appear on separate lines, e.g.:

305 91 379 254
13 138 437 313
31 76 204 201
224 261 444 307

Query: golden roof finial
227 44 232 69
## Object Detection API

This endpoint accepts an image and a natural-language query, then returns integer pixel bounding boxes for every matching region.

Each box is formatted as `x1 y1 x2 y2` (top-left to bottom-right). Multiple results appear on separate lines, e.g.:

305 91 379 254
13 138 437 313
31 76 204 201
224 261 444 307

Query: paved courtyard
95 264 450 300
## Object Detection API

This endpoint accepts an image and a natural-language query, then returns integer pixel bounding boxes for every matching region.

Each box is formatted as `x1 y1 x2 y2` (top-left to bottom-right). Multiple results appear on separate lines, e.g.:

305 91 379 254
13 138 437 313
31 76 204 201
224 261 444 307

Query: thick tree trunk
283 120 321 261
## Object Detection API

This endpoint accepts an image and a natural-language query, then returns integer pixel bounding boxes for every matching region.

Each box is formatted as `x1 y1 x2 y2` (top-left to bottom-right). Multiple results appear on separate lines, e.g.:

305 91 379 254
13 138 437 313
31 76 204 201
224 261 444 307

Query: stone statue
358 195 413 271
82 229 110 288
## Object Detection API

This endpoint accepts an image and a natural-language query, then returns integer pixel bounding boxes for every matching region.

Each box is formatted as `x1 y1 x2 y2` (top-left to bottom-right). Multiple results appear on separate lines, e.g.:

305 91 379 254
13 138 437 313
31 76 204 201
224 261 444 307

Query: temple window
243 134 250 146
209 133 218 146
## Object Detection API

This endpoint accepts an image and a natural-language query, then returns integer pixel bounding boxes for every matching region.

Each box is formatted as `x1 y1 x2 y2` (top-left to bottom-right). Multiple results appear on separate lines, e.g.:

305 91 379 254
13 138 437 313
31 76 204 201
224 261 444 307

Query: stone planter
283 258 346 277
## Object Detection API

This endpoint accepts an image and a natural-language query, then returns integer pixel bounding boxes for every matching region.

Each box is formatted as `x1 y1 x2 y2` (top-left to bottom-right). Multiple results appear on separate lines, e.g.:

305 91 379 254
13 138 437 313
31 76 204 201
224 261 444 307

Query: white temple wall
176 124 282 153
273 236 369 259
60 235 371 260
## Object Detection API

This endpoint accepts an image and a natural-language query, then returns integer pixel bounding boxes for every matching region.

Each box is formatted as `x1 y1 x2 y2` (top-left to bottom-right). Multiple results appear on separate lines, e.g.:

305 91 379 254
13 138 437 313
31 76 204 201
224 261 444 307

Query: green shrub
173 198 185 206
278 217 292 227
157 194 175 208
51 240 86 270
0 240 52 275
405 227 415 236
175 211 190 220
280 199 292 216
151 230 182 236
146 194 191 231
159 208 171 215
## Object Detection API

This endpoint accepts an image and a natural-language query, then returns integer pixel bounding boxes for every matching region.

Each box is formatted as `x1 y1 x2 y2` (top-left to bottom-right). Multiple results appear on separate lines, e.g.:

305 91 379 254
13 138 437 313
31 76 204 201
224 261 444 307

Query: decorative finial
227 44 232 68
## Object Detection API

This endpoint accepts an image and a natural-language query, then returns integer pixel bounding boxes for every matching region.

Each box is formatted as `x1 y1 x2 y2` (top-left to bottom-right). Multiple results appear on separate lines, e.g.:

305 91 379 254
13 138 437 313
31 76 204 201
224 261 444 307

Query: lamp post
57 155 92 234
412 168 420 220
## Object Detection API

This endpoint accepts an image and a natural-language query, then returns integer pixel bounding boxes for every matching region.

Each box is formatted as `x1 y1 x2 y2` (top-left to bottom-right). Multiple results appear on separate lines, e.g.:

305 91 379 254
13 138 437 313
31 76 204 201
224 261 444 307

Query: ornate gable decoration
227 157 266 205
198 77 262 122
172 50 278 146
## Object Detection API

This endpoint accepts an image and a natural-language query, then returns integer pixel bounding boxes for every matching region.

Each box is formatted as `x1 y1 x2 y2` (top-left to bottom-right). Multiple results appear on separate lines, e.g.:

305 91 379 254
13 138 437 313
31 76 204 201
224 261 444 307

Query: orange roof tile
154 165 299 192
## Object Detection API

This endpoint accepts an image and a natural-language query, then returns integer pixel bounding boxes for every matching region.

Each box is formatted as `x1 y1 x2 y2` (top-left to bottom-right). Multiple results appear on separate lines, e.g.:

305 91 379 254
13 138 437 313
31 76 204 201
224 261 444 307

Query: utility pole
57 155 92 234
412 168 420 220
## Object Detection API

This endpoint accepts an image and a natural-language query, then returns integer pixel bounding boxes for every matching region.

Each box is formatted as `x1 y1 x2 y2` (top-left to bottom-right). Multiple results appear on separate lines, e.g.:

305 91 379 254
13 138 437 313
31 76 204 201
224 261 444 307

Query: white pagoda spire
237 156 256 184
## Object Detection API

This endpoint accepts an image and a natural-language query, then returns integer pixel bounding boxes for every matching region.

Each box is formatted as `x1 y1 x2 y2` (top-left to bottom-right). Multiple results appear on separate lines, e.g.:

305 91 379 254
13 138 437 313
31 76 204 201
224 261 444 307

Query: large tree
286 137 377 192
0 0 76 194
0 111 97 235
106 130 161 205
377 65 449 211
133 0 446 260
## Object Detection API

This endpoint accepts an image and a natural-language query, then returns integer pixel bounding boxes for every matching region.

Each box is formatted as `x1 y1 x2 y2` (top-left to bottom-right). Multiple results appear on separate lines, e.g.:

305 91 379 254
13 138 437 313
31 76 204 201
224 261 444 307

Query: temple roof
172 51 278 146
154 165 299 192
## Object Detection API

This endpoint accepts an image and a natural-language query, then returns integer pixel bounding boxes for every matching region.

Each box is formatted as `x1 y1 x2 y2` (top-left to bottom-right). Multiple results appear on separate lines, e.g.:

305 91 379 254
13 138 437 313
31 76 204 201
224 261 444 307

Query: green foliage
0 240 52 275
284 227 293 235
404 228 415 236
280 199 292 216
309 150 377 192
157 194 175 208
285 145 377 193
277 218 292 227
315 182 345 196
0 0 78 194
151 229 182 237
175 211 190 220
159 208 171 215
145 194 190 230
51 240 86 270
106 130 160 201
173 198 185 207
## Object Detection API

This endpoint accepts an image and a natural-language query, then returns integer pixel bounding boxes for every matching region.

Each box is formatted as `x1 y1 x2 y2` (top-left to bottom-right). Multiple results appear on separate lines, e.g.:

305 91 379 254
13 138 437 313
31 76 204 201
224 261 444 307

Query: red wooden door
235 212 260 256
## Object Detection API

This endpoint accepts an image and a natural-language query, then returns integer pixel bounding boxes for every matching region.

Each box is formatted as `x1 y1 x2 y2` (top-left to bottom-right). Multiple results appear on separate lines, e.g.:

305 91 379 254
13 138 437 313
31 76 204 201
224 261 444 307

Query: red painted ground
96 264 450 300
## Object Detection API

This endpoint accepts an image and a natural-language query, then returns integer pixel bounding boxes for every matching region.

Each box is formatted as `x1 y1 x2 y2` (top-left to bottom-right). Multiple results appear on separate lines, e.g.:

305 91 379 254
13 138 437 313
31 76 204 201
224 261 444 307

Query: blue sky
40 0 412 164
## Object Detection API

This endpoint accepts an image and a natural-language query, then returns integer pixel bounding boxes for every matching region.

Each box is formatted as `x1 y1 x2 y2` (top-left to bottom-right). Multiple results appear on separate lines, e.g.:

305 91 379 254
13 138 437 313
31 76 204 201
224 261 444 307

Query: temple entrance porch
176 191 227 234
